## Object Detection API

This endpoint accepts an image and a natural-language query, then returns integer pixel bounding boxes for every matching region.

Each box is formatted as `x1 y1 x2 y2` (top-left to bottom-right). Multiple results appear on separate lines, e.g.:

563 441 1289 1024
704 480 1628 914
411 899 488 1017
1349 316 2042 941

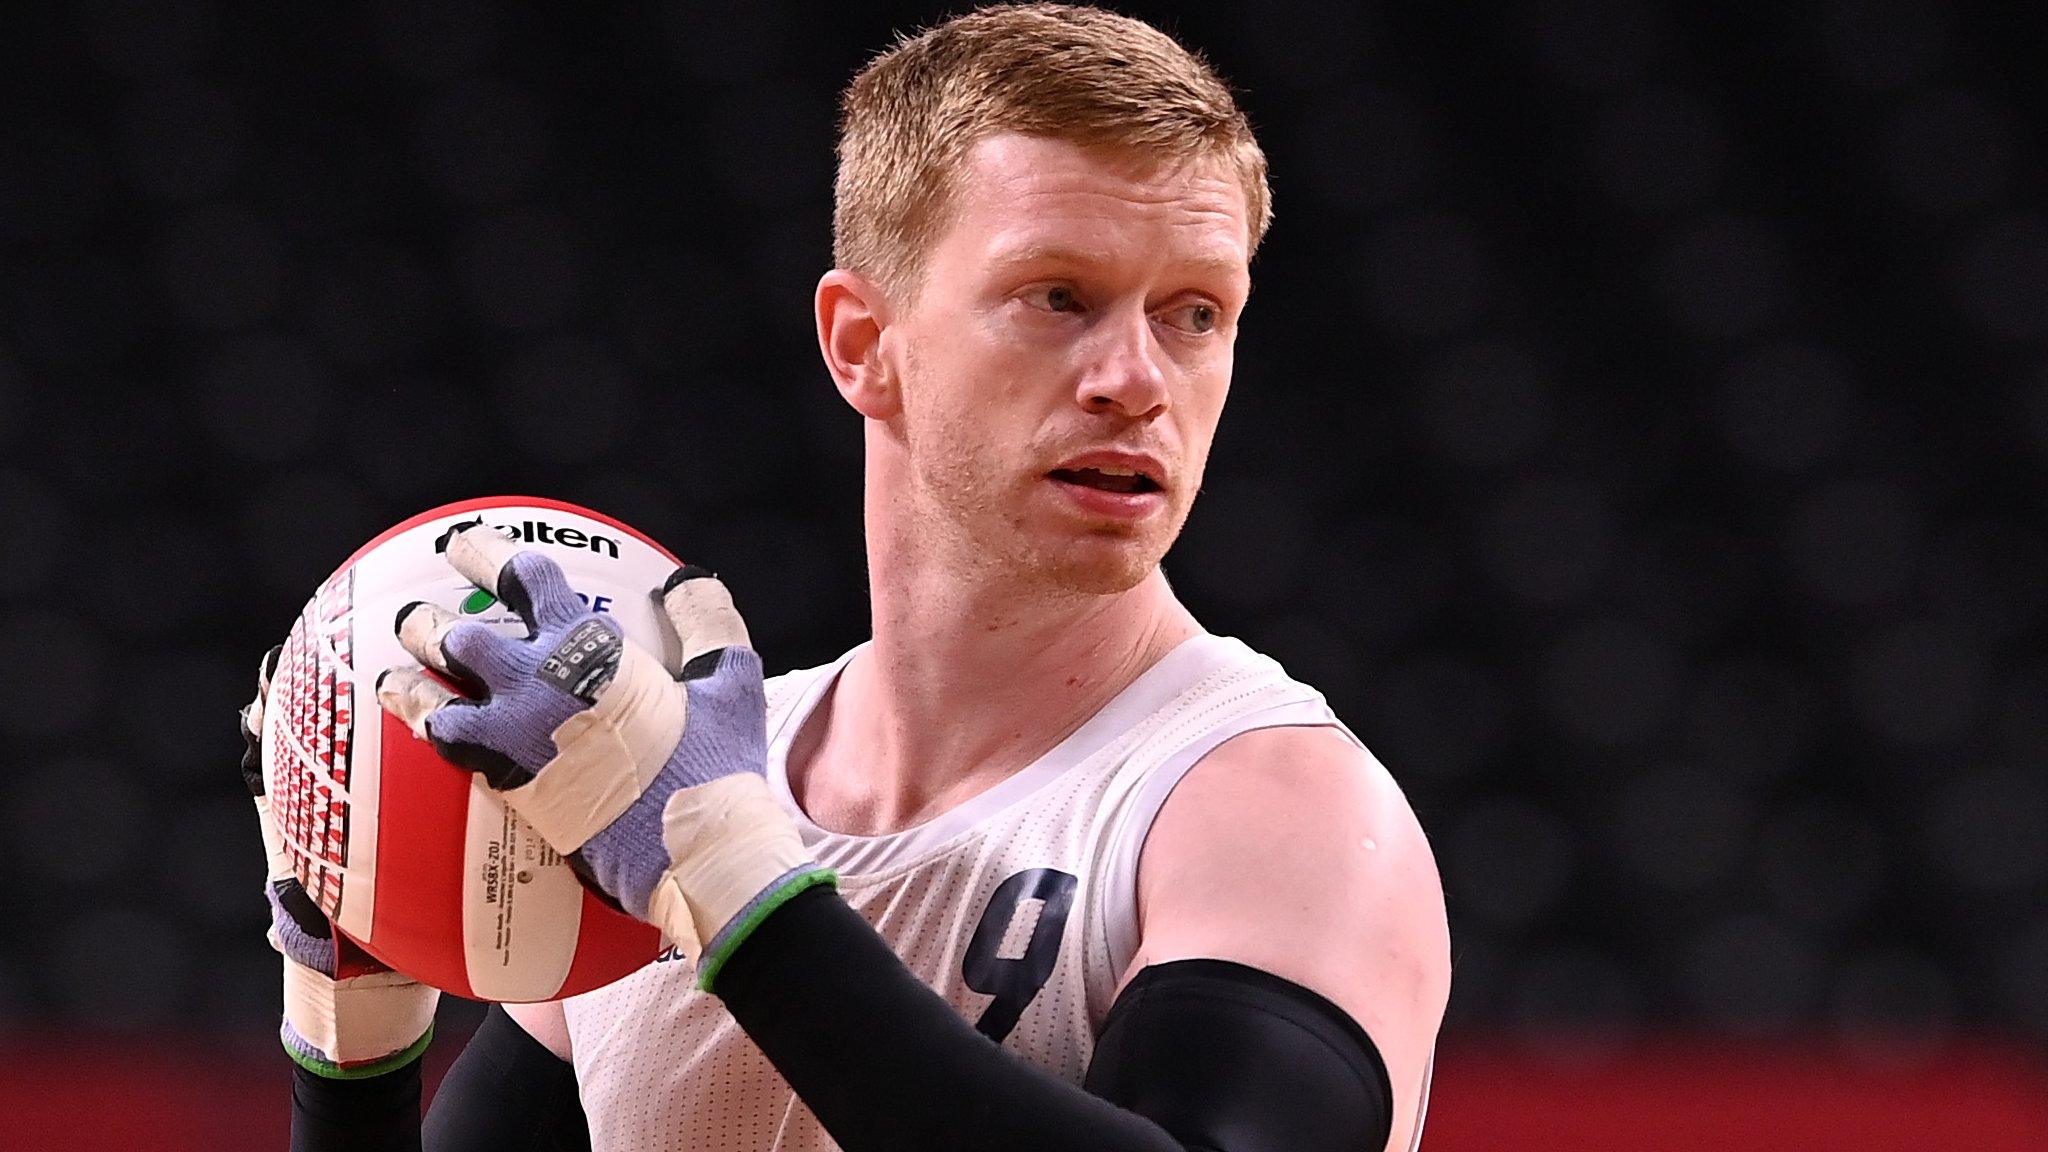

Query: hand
375 523 834 989
243 647 440 1078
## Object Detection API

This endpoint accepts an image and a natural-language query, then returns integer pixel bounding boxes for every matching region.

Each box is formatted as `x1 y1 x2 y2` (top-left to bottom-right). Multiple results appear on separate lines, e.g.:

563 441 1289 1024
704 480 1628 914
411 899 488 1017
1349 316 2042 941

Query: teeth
1092 466 1138 476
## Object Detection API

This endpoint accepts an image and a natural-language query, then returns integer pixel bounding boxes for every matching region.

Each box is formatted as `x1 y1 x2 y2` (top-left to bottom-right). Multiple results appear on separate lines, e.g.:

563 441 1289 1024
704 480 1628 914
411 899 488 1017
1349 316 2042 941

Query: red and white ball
261 496 668 1001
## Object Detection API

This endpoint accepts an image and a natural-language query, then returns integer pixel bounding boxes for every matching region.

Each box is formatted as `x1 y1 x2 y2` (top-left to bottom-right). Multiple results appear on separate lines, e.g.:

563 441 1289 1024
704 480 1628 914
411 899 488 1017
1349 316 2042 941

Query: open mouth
1048 467 1161 494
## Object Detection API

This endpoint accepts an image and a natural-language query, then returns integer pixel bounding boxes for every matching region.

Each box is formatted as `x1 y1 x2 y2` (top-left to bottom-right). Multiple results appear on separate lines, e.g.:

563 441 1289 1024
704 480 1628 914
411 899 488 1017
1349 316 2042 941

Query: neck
788 472 1200 836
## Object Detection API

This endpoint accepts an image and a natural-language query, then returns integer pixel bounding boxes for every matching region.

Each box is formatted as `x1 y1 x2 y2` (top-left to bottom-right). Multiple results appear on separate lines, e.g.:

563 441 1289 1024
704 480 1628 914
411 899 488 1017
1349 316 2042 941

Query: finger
242 644 283 740
440 620 526 690
443 525 584 634
393 600 463 676
268 877 341 977
238 712 264 796
240 644 284 798
254 793 297 883
268 872 332 943
258 643 281 698
375 666 461 740
370 670 539 793
438 521 520 592
659 565 752 679
407 700 540 792
500 551 584 632
681 646 766 717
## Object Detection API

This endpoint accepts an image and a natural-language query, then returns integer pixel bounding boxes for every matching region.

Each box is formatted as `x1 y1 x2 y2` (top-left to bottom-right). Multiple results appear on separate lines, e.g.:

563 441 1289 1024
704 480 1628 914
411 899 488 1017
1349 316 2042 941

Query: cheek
908 313 1017 402
900 359 1011 476
933 334 1064 430
1177 366 1232 452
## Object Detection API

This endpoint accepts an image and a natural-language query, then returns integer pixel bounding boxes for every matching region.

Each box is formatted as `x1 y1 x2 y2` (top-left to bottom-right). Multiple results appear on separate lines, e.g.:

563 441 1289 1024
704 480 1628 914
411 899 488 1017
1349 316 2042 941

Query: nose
1074 307 1169 420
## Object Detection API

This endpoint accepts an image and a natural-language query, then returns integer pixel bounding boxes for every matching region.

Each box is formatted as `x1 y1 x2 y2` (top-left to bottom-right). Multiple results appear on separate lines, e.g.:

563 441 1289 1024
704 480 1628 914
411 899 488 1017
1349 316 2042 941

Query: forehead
938 133 1251 270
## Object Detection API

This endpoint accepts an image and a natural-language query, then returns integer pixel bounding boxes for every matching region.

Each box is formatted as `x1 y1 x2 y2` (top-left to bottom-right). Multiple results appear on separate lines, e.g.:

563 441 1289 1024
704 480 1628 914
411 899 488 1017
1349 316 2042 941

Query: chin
1027 537 1163 596
1043 563 1150 596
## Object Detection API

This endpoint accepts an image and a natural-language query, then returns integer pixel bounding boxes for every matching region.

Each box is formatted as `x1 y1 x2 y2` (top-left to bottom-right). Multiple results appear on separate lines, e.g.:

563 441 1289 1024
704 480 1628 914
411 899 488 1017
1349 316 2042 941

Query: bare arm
1127 725 1451 1152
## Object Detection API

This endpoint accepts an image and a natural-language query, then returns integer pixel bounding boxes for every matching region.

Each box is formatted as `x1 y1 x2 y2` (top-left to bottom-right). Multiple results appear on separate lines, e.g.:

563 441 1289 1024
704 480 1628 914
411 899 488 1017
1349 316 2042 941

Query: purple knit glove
377 523 832 983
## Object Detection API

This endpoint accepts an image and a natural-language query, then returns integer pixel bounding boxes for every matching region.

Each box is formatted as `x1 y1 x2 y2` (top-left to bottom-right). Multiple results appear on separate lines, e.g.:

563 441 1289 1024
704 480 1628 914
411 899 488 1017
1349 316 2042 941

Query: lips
1045 451 1167 495
1043 450 1170 522
1047 466 1159 494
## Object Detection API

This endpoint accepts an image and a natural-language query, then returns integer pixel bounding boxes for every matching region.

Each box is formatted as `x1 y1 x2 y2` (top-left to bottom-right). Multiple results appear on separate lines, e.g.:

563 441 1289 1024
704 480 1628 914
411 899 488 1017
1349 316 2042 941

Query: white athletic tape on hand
444 524 523 595
660 576 751 674
282 955 439 1065
254 795 297 886
644 773 810 967
395 602 462 676
376 669 460 740
505 639 687 853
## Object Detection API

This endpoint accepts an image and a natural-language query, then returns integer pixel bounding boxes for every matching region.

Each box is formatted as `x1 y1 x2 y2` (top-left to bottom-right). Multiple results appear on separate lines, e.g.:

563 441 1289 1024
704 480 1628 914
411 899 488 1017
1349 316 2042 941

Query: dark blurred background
1 0 2044 1147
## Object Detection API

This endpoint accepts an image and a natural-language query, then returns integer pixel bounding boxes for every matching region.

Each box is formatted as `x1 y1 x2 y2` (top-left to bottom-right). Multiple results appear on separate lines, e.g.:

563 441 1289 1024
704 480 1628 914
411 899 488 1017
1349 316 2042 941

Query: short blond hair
834 3 1272 296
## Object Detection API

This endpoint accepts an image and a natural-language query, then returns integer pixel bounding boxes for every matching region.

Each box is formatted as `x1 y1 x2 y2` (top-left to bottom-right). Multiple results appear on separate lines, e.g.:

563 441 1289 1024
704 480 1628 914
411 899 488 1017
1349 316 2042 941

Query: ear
815 268 900 421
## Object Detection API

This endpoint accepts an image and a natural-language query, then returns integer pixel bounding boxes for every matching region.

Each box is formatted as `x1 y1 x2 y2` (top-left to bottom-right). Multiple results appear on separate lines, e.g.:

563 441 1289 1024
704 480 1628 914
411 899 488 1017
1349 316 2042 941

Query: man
252 6 1449 1150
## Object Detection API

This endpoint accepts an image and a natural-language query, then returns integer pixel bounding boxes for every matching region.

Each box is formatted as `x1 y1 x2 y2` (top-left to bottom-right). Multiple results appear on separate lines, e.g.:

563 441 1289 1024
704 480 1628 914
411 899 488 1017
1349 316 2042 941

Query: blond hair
834 3 1271 296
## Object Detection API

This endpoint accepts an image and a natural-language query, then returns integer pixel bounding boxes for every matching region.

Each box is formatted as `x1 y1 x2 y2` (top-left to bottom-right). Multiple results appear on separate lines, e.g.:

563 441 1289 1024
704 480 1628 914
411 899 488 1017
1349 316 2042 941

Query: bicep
1126 726 1449 1152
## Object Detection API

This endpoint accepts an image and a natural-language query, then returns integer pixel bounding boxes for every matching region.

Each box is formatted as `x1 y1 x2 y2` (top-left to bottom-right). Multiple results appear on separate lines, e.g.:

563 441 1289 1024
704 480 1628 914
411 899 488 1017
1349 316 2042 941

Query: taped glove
376 523 834 990
243 646 439 1079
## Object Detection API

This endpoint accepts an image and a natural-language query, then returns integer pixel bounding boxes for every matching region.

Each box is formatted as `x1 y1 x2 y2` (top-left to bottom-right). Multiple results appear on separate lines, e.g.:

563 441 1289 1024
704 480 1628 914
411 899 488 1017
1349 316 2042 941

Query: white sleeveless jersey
562 633 1413 1151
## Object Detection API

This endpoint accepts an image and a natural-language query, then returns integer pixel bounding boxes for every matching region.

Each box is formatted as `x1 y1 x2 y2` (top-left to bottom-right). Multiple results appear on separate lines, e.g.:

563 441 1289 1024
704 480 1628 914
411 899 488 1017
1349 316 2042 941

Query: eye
1161 301 1220 334
1024 284 1084 313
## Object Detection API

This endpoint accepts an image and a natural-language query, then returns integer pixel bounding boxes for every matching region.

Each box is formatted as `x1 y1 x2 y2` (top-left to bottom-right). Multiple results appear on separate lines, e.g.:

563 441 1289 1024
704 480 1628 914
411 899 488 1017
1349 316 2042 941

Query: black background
0 0 2043 1060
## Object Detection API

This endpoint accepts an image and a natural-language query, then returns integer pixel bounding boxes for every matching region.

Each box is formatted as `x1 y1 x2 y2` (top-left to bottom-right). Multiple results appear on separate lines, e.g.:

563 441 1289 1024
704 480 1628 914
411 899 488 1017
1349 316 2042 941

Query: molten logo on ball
433 517 623 558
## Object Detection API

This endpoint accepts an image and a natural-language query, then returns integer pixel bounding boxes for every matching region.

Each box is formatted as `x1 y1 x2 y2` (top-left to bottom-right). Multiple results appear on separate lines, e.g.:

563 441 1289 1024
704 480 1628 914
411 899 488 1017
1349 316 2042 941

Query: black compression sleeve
717 885 1183 1150
290 1055 422 1152
289 1007 589 1152
424 1005 591 1152
715 885 1393 1152
1084 959 1394 1152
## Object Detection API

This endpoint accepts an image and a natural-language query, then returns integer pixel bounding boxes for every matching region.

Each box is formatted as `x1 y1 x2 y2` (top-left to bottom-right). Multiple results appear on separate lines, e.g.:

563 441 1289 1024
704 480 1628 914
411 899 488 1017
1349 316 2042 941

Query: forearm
715 886 1191 1152
291 1058 423 1152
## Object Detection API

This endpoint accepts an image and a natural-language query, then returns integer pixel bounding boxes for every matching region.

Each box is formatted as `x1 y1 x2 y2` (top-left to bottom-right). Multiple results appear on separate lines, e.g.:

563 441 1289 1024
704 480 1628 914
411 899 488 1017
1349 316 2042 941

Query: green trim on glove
696 868 839 994
284 1024 435 1081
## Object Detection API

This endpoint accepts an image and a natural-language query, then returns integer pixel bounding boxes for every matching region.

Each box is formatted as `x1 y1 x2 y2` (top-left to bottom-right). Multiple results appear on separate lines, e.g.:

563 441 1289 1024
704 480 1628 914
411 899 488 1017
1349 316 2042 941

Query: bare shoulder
1129 724 1448 1150
503 999 573 1061
1161 724 1439 870
1131 725 1447 990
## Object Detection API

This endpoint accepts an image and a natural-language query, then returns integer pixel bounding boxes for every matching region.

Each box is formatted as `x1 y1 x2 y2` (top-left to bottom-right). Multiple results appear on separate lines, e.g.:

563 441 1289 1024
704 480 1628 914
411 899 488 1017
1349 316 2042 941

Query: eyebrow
987 242 1247 279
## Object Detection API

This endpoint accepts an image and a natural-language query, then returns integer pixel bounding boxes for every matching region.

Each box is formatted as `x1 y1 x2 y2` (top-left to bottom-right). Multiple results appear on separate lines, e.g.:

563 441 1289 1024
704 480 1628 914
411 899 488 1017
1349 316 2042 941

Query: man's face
883 133 1252 595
